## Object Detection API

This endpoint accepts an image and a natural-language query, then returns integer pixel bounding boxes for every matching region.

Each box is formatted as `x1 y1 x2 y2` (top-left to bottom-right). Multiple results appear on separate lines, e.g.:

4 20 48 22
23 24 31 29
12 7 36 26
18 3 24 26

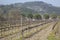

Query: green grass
47 32 57 40
48 21 60 40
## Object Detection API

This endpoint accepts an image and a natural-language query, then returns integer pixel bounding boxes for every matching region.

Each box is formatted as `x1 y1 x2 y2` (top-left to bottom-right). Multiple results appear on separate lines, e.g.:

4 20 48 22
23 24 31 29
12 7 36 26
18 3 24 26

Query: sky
0 0 60 7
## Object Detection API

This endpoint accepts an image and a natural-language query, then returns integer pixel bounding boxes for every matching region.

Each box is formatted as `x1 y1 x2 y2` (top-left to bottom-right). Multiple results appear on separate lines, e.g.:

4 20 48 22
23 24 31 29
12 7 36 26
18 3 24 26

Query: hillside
22 1 60 15
0 1 60 15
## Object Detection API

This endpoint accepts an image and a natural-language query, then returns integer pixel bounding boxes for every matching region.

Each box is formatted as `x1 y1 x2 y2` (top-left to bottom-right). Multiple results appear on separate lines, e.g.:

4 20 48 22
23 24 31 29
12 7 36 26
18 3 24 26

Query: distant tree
21 13 26 17
27 13 33 19
51 14 57 19
34 14 42 20
43 14 49 19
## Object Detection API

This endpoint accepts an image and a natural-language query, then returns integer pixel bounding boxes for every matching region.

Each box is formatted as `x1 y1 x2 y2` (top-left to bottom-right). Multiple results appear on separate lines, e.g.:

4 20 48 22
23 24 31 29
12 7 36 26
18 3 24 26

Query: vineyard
0 17 59 40
0 11 60 40
0 0 60 40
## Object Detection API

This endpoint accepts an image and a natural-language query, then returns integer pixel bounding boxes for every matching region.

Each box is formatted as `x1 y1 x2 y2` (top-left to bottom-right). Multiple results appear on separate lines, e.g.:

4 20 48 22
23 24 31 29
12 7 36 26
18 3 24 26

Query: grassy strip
47 31 57 40
54 21 60 40
48 21 60 40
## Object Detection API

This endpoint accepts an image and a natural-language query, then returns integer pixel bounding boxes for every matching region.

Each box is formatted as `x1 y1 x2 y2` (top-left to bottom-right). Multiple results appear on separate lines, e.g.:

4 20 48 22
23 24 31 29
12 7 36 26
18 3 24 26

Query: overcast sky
0 0 60 7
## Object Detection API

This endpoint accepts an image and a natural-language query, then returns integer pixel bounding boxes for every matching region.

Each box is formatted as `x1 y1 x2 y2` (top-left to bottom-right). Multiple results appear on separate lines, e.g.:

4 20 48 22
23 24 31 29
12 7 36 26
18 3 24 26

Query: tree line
0 13 60 22
22 13 59 20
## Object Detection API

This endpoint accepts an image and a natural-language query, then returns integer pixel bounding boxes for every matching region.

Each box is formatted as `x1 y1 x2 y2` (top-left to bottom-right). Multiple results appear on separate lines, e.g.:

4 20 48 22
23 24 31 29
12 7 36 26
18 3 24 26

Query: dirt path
25 22 57 40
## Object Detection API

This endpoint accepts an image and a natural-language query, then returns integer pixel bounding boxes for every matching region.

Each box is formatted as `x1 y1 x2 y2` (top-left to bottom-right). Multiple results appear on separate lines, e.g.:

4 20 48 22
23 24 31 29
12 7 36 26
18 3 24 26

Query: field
0 0 60 40
0 19 59 40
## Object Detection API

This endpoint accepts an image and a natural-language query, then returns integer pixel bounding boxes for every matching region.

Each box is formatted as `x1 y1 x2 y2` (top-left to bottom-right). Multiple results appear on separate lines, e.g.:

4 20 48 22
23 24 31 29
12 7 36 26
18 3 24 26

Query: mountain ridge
0 1 60 15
